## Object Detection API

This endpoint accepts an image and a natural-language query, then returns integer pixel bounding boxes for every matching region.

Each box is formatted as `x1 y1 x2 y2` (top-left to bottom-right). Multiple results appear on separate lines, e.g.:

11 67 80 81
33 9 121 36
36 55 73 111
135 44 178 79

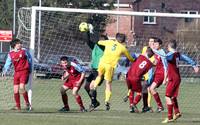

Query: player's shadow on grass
3 108 108 114
18 109 105 114
177 119 200 124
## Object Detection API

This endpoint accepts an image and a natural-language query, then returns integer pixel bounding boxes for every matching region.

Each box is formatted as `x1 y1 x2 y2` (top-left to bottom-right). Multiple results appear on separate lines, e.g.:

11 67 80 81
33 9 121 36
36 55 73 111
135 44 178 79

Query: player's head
168 39 177 51
116 33 126 43
153 37 162 50
10 38 22 49
146 47 154 58
148 37 157 49
60 56 69 67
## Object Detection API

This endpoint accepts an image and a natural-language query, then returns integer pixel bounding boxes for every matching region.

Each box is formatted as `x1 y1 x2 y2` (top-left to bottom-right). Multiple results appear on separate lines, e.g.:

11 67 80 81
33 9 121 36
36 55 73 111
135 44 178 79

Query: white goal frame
29 6 200 106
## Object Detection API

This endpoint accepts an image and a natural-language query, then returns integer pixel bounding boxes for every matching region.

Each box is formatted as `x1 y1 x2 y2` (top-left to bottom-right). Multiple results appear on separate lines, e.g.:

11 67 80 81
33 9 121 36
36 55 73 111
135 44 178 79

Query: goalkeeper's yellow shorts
97 62 114 82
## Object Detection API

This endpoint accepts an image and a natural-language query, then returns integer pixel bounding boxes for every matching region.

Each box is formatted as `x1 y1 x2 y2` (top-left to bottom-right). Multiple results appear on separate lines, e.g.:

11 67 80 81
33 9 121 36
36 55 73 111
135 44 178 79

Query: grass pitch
0 79 200 125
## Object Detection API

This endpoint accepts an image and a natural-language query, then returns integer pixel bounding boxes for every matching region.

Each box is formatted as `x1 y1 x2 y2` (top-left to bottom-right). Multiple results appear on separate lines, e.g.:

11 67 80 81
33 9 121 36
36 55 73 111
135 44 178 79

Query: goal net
0 6 199 113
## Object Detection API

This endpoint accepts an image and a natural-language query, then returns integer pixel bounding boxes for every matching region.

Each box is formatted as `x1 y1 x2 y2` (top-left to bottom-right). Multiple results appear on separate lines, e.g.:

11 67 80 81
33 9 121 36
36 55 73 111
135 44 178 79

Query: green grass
0 79 200 125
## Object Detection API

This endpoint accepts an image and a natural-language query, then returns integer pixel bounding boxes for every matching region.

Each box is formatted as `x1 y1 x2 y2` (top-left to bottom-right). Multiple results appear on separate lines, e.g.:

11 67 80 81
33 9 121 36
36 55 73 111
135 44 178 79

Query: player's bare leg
147 87 153 112
105 81 112 111
72 87 86 112
59 85 70 112
150 82 164 112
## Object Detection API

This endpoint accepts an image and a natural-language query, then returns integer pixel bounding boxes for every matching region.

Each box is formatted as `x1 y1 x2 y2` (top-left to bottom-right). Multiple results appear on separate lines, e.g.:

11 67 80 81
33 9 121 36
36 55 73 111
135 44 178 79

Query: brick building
105 0 134 44
105 0 200 47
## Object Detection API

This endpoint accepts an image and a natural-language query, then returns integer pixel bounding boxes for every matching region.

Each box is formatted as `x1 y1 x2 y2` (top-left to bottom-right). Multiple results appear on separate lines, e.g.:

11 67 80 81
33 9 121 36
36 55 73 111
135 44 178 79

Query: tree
0 0 13 29
0 0 115 31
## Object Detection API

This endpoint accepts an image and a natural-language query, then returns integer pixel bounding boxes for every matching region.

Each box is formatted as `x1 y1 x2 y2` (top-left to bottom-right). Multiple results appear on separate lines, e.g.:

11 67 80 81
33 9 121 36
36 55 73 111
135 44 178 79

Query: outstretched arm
123 49 135 62
180 54 199 73
86 32 96 50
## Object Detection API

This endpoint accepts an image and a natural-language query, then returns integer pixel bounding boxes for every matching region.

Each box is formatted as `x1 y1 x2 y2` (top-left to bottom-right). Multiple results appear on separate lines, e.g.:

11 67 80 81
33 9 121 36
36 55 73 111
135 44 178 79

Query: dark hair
148 36 158 41
146 47 154 58
153 37 162 45
100 34 108 40
10 38 22 48
168 39 177 49
116 33 126 43
60 56 68 61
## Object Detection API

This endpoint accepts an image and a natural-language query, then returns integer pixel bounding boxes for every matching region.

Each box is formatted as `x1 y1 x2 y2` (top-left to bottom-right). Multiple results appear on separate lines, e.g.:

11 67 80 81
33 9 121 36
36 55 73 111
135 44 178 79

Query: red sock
167 104 173 120
75 95 84 108
133 95 141 105
62 94 69 109
22 91 29 105
172 97 180 114
142 93 148 108
153 92 163 108
129 91 134 106
14 93 20 108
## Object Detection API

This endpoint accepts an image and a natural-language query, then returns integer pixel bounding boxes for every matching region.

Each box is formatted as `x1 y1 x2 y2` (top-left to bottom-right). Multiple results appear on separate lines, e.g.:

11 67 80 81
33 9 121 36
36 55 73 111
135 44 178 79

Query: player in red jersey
3 39 32 111
58 56 87 112
149 38 168 112
153 40 199 123
126 47 154 113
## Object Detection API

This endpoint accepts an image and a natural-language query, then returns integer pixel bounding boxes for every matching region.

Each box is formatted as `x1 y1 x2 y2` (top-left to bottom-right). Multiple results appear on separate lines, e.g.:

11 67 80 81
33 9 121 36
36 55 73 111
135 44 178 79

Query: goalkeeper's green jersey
85 32 105 70
91 44 104 69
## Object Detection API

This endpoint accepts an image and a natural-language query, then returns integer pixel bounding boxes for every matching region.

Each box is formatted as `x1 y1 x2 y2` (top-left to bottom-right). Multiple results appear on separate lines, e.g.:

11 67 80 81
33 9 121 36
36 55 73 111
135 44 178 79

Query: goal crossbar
31 6 200 18
30 6 200 56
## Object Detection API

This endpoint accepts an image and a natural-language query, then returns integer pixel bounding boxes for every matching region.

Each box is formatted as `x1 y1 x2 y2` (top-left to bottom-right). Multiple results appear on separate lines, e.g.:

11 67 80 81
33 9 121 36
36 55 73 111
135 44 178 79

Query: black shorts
86 69 104 86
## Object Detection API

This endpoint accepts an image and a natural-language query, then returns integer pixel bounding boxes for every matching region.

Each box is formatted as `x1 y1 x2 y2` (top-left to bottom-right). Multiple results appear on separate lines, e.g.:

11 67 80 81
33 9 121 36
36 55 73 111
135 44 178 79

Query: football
79 22 89 32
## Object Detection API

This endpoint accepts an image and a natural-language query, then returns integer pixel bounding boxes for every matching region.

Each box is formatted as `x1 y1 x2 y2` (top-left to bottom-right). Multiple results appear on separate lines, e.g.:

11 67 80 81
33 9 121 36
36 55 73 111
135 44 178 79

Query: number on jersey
139 61 147 69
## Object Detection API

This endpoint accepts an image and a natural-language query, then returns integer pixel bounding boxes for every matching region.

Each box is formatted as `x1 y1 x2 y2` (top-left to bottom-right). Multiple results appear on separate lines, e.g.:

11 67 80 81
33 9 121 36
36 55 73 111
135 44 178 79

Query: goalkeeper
83 25 108 111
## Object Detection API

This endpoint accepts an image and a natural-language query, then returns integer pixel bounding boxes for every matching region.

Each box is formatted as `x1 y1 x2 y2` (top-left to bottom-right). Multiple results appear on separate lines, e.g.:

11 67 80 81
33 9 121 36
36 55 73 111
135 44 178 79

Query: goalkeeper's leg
89 68 104 102
90 75 102 103
85 70 102 106
85 70 97 100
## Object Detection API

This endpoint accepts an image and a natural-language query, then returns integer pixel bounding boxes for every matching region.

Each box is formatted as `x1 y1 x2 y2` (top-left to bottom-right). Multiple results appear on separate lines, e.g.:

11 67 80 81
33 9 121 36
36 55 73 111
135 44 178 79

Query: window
181 10 198 22
143 9 156 24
